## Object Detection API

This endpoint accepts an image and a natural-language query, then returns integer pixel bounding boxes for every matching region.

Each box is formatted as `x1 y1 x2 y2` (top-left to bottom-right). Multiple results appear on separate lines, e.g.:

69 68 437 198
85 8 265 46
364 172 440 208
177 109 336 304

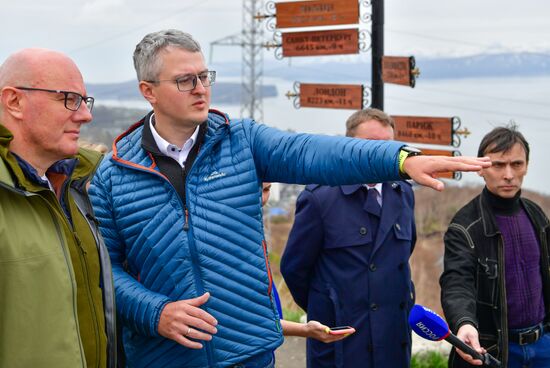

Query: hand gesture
402 155 491 191
158 292 218 349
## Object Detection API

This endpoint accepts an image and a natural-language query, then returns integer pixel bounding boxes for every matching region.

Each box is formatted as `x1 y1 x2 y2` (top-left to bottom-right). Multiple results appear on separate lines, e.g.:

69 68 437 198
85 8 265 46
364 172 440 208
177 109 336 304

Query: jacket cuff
455 317 478 333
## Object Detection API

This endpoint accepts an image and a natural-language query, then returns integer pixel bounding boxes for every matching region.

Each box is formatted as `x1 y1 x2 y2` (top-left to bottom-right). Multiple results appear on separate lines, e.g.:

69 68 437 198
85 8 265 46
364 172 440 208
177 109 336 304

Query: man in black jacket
440 125 550 367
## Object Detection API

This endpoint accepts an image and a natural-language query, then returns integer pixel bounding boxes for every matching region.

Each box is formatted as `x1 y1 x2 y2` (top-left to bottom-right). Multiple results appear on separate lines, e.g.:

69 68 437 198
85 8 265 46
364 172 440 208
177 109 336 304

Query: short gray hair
133 29 202 81
345 108 394 137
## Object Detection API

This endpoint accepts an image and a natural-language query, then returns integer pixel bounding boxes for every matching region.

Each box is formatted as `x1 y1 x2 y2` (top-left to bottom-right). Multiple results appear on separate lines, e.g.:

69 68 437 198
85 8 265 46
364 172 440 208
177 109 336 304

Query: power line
69 0 212 54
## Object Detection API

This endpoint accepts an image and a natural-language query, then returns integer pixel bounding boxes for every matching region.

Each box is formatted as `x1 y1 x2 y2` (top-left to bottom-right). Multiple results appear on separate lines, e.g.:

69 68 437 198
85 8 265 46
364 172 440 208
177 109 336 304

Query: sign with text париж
276 0 359 28
392 116 453 146
300 83 363 109
282 28 359 57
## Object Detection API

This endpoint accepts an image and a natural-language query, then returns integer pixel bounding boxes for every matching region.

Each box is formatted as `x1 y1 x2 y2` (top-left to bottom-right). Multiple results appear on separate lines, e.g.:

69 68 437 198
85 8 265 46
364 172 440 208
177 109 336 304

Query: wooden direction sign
382 56 417 87
300 83 363 109
276 0 359 28
421 149 460 179
282 28 359 57
392 116 454 146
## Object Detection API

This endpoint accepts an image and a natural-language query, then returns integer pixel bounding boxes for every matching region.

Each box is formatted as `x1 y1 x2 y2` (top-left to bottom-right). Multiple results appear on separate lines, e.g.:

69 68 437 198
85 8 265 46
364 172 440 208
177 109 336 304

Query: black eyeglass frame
15 86 95 112
145 70 216 92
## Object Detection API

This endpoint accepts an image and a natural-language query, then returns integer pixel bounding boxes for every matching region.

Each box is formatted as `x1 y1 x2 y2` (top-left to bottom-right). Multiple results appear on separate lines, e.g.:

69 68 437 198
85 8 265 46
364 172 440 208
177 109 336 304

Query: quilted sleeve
89 162 171 337
243 119 404 185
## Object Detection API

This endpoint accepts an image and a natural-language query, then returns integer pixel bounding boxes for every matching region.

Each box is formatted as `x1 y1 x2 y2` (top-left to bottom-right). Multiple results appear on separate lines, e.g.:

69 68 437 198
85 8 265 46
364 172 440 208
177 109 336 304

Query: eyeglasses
15 87 95 112
146 70 216 92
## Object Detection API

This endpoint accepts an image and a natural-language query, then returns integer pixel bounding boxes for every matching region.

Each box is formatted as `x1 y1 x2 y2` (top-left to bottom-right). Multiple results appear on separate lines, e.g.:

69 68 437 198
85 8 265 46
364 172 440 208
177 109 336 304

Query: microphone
408 305 501 367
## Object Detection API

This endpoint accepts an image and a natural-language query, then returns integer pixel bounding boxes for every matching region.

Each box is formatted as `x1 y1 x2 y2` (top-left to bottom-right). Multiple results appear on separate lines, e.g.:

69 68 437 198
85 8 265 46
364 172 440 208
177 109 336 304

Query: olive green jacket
0 127 117 368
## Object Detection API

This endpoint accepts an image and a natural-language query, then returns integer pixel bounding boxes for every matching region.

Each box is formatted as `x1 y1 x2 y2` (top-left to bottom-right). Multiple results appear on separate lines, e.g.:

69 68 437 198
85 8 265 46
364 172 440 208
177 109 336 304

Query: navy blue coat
281 182 416 368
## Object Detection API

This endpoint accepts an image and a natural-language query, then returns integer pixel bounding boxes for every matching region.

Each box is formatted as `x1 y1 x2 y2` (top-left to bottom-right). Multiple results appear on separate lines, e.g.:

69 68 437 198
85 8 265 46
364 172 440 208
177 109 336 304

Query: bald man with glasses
0 48 118 368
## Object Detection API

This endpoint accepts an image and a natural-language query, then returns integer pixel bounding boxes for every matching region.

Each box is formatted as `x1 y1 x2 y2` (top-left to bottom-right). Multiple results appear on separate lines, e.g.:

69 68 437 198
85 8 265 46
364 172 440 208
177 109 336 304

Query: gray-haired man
90 29 489 368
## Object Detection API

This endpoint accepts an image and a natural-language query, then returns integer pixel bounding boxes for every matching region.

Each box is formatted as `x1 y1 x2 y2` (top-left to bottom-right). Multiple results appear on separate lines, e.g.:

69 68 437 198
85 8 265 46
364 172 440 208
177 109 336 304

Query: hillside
267 185 550 319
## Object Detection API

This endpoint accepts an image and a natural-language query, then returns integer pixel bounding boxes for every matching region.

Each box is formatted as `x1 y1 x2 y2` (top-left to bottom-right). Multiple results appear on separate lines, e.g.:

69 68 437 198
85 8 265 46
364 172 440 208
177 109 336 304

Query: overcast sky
1 0 549 83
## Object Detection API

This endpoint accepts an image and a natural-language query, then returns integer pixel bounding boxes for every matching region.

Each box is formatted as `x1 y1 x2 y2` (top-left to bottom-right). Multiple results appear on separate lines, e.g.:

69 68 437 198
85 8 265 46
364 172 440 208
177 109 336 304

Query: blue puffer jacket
89 110 404 368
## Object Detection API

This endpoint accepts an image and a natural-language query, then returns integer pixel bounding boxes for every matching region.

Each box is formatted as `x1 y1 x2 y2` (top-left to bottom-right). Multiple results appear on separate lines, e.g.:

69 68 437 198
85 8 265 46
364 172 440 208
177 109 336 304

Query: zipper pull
183 209 190 232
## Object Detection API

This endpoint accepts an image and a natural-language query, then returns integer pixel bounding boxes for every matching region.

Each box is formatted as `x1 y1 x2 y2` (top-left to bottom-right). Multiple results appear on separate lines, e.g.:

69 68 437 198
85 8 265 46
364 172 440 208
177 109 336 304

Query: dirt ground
274 334 451 367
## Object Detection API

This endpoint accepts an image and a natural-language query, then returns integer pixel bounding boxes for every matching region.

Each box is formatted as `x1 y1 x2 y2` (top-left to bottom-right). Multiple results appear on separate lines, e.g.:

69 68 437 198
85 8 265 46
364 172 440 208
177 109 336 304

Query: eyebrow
174 69 209 79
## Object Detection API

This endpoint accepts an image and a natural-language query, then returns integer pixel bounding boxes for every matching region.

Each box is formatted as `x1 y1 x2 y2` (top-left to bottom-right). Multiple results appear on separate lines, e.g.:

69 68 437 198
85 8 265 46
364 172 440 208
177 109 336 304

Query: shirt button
370 303 378 311
369 263 377 272
395 223 401 231
359 227 368 235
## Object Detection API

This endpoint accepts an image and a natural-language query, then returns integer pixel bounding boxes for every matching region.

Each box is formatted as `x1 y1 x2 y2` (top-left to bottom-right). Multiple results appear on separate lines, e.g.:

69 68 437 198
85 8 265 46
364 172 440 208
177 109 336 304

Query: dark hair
345 108 394 137
477 123 530 162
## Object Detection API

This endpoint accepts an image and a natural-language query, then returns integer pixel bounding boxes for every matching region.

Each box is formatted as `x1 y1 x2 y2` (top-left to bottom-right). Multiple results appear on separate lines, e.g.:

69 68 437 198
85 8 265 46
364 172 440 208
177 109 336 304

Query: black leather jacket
440 188 550 367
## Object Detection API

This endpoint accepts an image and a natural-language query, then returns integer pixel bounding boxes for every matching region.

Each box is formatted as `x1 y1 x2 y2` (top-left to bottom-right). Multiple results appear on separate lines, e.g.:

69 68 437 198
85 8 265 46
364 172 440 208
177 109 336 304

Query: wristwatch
398 146 422 179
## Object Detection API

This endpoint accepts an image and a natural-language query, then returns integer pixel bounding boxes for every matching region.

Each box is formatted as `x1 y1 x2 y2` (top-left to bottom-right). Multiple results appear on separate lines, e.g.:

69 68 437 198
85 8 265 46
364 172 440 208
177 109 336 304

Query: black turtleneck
483 186 522 216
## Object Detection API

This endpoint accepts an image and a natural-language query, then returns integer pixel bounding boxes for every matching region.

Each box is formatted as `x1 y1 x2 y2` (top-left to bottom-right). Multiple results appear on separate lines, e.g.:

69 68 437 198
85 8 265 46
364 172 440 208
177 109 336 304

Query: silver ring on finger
185 327 191 336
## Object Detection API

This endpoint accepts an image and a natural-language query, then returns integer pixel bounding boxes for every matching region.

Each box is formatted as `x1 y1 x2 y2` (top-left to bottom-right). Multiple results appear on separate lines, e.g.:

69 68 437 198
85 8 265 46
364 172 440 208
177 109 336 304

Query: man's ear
139 81 156 104
0 87 24 120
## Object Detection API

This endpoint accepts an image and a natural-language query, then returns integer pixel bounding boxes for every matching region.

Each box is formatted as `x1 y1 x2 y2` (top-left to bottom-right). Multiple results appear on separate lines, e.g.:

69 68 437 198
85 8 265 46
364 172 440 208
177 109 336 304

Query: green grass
410 350 447 368
282 308 305 323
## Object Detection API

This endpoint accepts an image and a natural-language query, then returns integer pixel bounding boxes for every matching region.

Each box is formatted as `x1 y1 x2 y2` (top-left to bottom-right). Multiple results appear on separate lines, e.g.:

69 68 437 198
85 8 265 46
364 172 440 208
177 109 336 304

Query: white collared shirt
365 183 383 206
149 114 200 168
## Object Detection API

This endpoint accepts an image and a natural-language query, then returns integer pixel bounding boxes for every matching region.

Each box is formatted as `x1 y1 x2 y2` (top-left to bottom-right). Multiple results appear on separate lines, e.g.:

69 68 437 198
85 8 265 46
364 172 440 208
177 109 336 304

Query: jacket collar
0 123 100 192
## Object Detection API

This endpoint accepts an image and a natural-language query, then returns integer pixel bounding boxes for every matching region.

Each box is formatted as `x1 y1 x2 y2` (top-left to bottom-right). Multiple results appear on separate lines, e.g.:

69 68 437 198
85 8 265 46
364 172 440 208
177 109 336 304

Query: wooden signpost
276 0 359 28
299 83 363 109
392 116 454 146
282 28 359 57
382 56 417 87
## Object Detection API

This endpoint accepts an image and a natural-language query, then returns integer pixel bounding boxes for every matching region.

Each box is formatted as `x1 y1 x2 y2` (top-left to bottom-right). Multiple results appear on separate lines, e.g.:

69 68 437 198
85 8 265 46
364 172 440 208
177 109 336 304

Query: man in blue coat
281 109 416 368
89 29 489 368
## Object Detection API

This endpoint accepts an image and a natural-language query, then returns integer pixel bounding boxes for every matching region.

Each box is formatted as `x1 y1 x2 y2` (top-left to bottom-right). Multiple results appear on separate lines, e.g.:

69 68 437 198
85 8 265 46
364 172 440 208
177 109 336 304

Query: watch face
403 146 422 154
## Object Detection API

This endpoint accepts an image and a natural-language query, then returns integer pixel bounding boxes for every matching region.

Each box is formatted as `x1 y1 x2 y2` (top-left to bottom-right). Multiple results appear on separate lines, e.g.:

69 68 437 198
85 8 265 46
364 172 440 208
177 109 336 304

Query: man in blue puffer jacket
89 29 490 368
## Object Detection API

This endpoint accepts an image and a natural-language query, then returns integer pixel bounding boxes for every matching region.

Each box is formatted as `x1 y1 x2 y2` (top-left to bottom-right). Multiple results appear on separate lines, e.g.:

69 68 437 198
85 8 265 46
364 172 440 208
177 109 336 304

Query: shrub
411 350 447 368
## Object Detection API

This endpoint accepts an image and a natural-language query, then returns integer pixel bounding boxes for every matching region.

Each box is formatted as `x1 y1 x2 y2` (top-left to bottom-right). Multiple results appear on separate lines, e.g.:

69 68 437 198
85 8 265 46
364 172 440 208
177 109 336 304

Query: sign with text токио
392 116 453 146
382 56 416 87
276 0 359 28
282 28 359 57
300 83 363 109
421 149 459 179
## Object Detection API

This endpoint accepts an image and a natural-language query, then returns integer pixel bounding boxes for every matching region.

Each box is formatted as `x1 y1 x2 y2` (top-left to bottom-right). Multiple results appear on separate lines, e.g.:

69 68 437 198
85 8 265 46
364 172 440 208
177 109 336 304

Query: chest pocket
393 220 412 241
476 257 498 307
324 224 374 249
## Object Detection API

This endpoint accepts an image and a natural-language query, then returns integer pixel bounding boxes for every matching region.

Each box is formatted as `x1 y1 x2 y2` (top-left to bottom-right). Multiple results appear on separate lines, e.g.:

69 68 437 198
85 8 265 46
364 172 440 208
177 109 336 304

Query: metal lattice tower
240 0 264 121
209 0 264 121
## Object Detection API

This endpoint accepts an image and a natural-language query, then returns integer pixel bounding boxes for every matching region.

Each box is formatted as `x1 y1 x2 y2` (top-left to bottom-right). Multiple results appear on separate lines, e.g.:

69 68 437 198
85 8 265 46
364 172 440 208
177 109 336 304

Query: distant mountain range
88 52 550 103
87 81 277 105
257 51 550 83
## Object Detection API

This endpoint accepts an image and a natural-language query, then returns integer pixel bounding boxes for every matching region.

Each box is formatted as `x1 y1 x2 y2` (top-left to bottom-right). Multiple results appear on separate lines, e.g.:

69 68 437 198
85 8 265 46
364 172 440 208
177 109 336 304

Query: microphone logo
415 321 441 340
